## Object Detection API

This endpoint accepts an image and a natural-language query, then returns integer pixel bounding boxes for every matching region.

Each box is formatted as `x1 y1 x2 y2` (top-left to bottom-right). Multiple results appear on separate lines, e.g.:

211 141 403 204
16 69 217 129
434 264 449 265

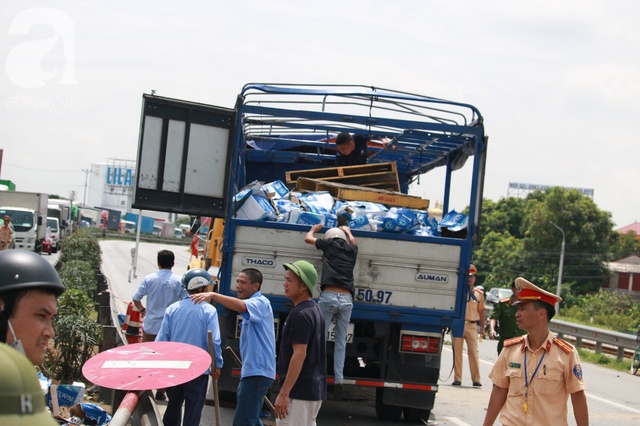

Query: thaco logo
243 257 276 268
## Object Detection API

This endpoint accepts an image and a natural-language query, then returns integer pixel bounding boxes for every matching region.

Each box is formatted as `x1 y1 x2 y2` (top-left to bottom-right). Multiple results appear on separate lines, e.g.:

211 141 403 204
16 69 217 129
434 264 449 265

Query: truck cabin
0 209 34 232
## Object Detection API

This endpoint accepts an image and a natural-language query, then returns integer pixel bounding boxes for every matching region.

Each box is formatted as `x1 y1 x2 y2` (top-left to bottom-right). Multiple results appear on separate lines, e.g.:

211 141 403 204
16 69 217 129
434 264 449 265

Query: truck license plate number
355 288 392 304
327 321 355 343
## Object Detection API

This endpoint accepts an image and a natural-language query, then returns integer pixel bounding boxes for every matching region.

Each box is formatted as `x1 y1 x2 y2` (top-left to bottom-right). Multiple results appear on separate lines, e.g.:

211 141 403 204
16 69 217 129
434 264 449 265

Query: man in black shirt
275 260 326 426
335 132 369 166
305 225 357 399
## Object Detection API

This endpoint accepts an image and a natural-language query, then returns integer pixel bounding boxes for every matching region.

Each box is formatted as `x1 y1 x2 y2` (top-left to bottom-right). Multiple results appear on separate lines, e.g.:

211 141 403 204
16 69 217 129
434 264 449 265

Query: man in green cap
488 281 527 354
0 343 58 425
274 260 327 426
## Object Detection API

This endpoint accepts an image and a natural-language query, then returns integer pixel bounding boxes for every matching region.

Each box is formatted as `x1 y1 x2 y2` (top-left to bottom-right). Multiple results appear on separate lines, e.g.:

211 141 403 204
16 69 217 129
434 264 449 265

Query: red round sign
82 342 211 391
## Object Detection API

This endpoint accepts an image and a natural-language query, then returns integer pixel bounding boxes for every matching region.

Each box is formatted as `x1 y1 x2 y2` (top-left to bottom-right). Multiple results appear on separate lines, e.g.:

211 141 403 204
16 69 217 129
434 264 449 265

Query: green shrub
45 290 102 383
59 260 96 293
56 289 94 317
45 313 102 383
60 229 102 268
559 290 640 332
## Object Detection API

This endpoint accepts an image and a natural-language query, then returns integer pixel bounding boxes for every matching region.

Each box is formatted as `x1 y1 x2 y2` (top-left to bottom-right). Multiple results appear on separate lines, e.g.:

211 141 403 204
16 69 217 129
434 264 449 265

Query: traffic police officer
489 280 528 354
452 264 485 387
483 278 589 426
0 343 58 425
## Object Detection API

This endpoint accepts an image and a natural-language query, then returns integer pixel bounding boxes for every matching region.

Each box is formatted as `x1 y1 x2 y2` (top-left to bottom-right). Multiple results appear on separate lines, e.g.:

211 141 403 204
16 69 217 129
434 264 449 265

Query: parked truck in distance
0 191 48 252
132 85 487 422
47 197 72 238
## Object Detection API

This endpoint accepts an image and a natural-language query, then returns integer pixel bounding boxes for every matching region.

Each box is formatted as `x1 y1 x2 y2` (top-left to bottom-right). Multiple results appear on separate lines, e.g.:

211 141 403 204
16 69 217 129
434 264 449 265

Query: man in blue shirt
132 250 187 400
156 268 223 426
192 268 276 426
132 250 187 342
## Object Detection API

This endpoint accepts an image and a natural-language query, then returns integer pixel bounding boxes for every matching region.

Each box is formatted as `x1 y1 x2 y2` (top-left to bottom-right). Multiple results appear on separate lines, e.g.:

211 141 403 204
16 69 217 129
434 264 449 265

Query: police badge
573 364 583 380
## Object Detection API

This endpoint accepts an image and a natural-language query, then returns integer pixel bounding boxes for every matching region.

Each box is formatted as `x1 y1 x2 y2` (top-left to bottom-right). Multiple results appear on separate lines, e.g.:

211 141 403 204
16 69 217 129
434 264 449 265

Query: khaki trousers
452 322 480 383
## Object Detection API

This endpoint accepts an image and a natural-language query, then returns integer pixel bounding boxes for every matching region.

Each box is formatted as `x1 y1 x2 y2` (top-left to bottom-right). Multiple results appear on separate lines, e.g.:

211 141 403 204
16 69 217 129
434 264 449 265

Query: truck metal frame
133 84 487 421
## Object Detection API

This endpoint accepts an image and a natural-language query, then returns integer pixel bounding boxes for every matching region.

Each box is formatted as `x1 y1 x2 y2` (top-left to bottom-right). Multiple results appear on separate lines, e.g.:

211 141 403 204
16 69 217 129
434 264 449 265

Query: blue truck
133 84 487 422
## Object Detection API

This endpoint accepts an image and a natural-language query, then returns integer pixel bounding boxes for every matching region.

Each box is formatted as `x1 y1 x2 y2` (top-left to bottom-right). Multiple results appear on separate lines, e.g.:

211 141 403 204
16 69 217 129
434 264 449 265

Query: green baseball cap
0 343 58 425
283 260 318 295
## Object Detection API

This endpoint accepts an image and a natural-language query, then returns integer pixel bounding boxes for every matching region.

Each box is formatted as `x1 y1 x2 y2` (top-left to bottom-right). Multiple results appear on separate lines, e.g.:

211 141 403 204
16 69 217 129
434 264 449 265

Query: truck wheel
375 388 403 421
52 244 58 254
403 407 430 423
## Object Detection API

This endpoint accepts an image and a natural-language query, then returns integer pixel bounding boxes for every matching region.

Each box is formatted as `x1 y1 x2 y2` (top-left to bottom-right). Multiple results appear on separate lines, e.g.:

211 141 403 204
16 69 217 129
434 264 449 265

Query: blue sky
1 0 638 227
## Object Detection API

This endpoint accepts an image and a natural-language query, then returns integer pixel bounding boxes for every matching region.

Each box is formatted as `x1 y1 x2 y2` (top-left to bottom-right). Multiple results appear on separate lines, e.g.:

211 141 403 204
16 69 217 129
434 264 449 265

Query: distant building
86 159 172 222
604 255 640 298
616 222 640 238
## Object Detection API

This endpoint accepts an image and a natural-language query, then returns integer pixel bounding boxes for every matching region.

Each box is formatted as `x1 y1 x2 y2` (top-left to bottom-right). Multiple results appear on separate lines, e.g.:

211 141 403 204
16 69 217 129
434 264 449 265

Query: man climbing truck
132 84 487 422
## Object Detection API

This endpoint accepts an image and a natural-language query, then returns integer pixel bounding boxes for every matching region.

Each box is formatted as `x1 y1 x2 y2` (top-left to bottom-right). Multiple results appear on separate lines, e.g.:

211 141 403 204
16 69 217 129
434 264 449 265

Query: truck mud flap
381 387 436 410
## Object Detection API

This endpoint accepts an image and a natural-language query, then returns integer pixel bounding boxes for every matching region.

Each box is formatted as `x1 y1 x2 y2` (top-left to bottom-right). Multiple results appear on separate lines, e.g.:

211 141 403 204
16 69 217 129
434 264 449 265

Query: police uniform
487 278 586 426
452 265 485 385
490 297 527 354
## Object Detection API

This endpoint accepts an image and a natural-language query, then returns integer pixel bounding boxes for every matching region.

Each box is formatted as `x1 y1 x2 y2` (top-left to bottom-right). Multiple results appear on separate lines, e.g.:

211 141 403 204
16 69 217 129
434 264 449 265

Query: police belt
465 320 479 324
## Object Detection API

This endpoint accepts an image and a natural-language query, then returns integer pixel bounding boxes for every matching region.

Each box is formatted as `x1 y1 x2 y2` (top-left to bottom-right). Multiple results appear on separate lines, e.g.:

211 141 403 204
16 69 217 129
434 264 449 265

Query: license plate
355 288 393 304
327 320 355 344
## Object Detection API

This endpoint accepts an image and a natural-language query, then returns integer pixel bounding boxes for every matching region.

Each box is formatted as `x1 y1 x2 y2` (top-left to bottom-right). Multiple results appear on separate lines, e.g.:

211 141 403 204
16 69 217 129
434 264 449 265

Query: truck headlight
27 236 35 243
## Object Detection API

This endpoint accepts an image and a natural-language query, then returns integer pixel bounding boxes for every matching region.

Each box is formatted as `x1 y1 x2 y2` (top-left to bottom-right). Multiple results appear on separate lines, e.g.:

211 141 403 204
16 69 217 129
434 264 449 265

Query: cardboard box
235 195 277 221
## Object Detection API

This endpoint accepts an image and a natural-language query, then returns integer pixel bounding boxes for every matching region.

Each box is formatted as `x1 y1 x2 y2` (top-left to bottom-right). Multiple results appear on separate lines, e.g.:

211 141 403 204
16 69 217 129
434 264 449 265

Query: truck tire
375 388 403 421
403 407 430 423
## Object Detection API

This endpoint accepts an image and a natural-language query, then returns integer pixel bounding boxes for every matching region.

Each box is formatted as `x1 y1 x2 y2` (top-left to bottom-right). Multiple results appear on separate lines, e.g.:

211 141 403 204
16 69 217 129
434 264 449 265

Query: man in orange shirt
452 264 485 387
483 278 589 426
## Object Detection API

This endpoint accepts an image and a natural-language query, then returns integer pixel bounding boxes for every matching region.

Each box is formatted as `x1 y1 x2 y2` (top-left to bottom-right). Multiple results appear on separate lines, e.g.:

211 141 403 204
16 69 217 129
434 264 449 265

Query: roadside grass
555 315 621 332
576 348 631 372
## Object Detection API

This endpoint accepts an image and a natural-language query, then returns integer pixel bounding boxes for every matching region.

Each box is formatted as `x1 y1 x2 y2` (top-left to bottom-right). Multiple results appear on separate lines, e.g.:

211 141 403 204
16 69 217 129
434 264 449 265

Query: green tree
473 231 525 288
611 230 640 260
521 187 616 294
175 215 192 226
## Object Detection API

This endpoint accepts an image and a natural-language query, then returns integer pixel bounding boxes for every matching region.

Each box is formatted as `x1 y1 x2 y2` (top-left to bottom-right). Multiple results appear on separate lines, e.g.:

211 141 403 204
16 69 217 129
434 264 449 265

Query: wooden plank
286 162 398 186
297 178 429 210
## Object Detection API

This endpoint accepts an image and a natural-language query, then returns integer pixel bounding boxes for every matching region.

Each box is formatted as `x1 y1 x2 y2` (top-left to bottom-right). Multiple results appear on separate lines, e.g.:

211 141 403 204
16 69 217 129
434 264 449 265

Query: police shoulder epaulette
499 298 510 303
553 337 574 354
504 336 525 347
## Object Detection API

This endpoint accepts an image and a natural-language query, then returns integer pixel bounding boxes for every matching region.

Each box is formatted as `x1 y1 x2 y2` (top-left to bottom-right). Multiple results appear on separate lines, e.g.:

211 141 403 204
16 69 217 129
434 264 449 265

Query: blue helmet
182 268 212 291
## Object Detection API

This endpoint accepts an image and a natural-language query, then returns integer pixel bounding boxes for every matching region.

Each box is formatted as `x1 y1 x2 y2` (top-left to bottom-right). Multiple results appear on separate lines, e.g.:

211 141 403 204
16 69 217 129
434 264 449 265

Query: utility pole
549 221 565 313
82 168 92 206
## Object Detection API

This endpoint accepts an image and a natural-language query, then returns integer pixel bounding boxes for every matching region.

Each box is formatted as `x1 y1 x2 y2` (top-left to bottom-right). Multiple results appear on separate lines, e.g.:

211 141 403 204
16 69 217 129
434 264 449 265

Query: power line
4 162 81 173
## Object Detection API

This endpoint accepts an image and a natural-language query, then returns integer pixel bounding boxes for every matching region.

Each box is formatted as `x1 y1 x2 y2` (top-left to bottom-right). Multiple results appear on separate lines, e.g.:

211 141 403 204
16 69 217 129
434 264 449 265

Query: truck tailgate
230 224 461 312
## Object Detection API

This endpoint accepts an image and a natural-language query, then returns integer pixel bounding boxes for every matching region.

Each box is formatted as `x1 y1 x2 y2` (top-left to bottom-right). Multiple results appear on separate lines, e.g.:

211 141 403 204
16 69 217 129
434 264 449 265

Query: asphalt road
47 242 640 425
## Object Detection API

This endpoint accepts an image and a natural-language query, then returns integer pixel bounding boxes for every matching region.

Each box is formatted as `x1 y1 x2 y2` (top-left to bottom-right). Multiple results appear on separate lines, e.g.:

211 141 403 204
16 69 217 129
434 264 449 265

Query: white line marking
585 392 640 414
444 416 473 426
102 360 192 369
443 347 640 414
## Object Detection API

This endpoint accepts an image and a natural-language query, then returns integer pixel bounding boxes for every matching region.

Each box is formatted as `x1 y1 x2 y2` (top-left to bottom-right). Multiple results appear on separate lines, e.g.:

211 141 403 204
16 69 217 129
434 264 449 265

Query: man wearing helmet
0 249 65 367
0 343 59 425
305 224 357 399
132 250 186 400
156 268 223 426
191 268 276 426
